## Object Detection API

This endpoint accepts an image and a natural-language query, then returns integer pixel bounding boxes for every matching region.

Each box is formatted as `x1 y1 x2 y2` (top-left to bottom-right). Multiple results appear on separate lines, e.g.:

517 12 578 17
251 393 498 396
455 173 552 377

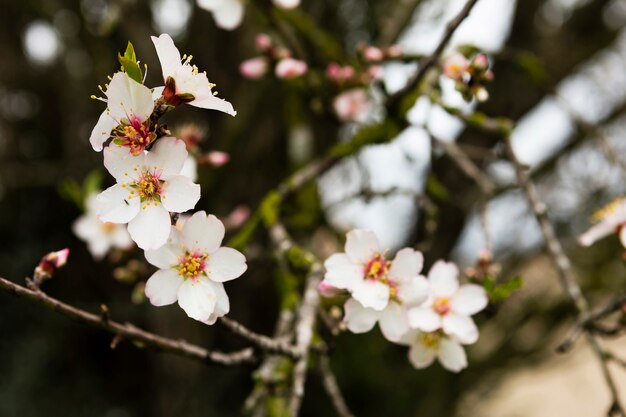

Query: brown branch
219 316 301 358
318 355 355 417
0 276 255 366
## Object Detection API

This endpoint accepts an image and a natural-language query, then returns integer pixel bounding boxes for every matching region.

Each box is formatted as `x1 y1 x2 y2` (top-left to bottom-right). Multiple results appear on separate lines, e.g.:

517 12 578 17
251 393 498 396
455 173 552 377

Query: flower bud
255 33 272 51
275 58 308 79
386 45 403 58
471 53 490 71
332 88 370 123
363 46 384 62
443 53 469 81
34 248 69 283
318 279 342 297
201 151 230 167
239 57 269 79
224 205 251 230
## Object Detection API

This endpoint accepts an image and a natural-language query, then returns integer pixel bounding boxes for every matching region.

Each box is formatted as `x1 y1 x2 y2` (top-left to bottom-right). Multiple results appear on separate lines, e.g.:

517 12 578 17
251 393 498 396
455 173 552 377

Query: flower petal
323 253 363 290
145 269 183 306
161 175 201 213
408 339 436 369
428 260 459 298
106 72 154 122
96 184 140 224
145 239 182 269
389 248 424 282
442 314 479 344
451 284 488 316
407 307 441 332
191 94 237 116
211 0 244 30
89 110 117 151
103 144 144 183
206 247 247 282
345 229 379 264
127 204 171 250
437 338 467 372
343 298 379 334
379 302 409 342
181 212 225 253
151 34 182 79
352 280 389 311
397 275 429 306
177 276 217 322
145 137 188 180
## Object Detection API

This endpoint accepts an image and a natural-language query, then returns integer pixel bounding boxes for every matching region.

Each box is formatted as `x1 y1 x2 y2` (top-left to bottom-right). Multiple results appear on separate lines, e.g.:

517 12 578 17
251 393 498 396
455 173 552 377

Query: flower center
177 252 208 280
100 222 117 234
130 171 163 203
363 254 399 299
433 297 451 315
419 332 442 349
114 117 156 155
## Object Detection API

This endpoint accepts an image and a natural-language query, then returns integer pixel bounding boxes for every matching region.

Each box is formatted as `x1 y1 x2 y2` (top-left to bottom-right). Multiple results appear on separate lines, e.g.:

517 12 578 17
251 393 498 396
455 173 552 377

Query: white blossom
144 211 247 324
96 137 200 250
151 33 236 115
407 261 487 345
73 193 133 259
197 0 244 30
398 329 468 372
578 198 626 248
272 0 300 9
89 72 157 154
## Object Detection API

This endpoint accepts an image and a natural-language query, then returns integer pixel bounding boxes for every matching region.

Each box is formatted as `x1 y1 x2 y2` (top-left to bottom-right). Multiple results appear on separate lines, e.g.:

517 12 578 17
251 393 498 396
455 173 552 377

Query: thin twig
219 316 301 358
318 355 355 417
0 276 255 366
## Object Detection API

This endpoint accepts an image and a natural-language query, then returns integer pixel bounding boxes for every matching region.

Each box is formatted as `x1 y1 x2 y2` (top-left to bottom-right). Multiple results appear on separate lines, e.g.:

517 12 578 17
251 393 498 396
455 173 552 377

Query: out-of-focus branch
377 0 424 45
318 355 355 417
0 276 255 366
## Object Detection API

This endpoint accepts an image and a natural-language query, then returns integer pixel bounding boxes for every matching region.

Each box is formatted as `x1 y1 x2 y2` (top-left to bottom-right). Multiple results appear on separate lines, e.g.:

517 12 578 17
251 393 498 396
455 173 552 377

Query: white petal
408 340 436 369
103 144 144 183
379 302 409 342
145 269 183 306
397 275 429 306
442 314 479 344
88 239 111 260
161 176 201 213
180 156 198 182
343 298 379 333
191 94 237 116
397 328 420 346
72 215 101 241
111 226 134 249
207 280 230 317
128 204 171 250
578 221 617 246
428 260 459 298
89 110 117 151
437 338 467 372
145 137 188 180
151 34 182 79
181 212 225 253
407 307 442 332
152 86 165 101
451 284 488 316
96 184 140 224
206 247 247 282
211 0 244 30
388 248 424 282
106 72 154 122
273 0 300 8
323 253 363 290
352 280 389 311
345 229 379 264
177 276 217 322
145 239 181 269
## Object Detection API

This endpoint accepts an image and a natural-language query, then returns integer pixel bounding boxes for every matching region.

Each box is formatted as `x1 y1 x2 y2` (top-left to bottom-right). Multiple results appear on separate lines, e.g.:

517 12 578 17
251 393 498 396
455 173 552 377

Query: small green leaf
483 275 523 303
260 191 283 227
118 42 143 83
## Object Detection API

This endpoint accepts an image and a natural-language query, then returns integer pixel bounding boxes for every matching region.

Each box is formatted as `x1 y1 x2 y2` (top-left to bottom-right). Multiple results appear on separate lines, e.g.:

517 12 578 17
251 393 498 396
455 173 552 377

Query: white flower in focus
332 88 372 123
323 230 428 312
151 33 236 115
272 0 300 9
89 72 156 154
96 137 201 250
197 0 244 30
73 194 134 259
144 211 247 324
407 261 487 344
398 329 468 372
579 198 626 248
275 58 308 79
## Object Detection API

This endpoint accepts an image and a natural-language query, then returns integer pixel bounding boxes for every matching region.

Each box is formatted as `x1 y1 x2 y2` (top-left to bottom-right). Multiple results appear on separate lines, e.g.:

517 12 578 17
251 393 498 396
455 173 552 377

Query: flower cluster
442 52 494 102
85 34 246 324
239 33 307 80
321 230 488 372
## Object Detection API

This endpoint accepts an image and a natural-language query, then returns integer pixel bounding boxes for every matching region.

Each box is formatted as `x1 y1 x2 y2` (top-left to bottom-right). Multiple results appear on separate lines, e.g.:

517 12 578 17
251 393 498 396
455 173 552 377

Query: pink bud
340 66 355 80
443 53 469 81
240 57 269 79
255 33 272 51
471 53 490 71
367 65 384 80
318 280 342 297
275 58 308 79
203 151 230 167
225 205 251 230
332 88 370 123
386 45 403 58
326 62 342 80
34 248 70 283
363 46 383 62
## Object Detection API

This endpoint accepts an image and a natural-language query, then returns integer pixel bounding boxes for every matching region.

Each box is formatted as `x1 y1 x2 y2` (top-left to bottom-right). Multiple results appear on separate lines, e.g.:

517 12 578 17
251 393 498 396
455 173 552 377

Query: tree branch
318 355 355 417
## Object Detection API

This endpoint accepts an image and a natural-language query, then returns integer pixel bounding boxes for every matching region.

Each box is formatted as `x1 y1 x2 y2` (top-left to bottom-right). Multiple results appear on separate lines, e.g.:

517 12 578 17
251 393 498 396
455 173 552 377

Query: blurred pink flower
239 57 269 79
275 58 308 79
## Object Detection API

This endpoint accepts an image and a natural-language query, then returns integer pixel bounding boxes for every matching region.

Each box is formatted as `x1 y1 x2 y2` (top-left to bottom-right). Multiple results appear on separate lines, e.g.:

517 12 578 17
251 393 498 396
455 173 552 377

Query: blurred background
1 0 626 416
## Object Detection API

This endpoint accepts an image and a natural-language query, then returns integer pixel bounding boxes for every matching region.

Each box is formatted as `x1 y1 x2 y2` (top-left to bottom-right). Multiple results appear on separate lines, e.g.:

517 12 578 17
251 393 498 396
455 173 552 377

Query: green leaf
83 170 103 197
260 191 283 226
483 275 523 303
118 41 143 83
425 174 450 202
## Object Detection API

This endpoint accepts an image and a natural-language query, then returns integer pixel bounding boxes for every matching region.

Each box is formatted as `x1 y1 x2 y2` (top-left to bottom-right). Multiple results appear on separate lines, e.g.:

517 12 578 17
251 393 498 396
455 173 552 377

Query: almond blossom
144 211 247 324
275 58 308 79
72 193 133 259
197 0 245 30
323 230 429 313
407 261 487 345
96 137 200 250
397 329 468 372
332 88 372 123
578 197 626 248
89 72 157 154
151 33 236 115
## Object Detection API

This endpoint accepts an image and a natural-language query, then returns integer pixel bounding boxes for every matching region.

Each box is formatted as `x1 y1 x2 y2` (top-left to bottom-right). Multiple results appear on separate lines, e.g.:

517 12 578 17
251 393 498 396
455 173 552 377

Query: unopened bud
239 57 269 79
224 205 251 230
363 46 384 62
318 279 342 297
200 151 230 167
275 58 308 79
33 248 70 284
255 33 272 51
471 53 490 71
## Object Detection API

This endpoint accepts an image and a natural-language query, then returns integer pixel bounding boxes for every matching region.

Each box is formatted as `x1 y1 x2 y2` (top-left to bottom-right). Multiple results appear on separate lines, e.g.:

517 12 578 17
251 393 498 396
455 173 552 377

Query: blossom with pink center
275 58 308 79
578 197 626 248
89 72 157 153
151 34 236 116
197 0 244 30
73 193 133 260
443 53 469 82
144 211 247 324
96 137 200 250
397 329 468 372
332 88 372 123
407 261 487 345
240 57 269 79
323 230 429 341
